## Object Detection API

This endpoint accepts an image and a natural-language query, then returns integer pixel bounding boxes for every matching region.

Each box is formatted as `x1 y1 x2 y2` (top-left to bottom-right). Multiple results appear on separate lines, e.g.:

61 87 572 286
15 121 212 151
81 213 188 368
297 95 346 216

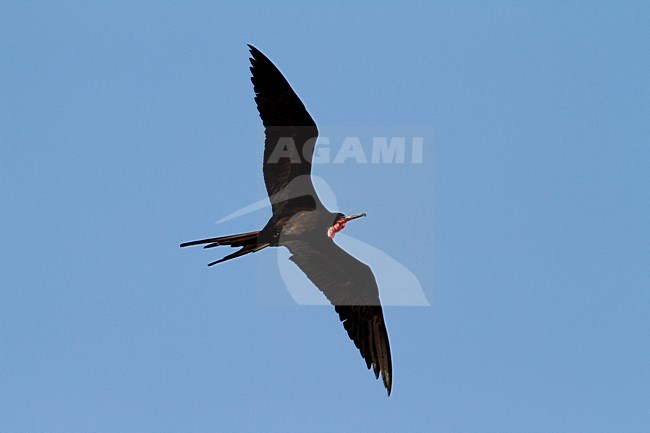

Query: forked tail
180 231 269 266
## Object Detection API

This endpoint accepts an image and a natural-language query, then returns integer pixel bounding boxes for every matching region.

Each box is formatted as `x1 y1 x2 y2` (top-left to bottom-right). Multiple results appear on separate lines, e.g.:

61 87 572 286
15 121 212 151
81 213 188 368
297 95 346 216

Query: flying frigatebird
181 45 392 395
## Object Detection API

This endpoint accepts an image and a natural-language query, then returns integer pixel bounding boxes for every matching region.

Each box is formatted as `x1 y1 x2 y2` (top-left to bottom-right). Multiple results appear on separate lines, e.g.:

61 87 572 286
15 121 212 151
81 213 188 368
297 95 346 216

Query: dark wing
285 238 393 395
248 45 323 216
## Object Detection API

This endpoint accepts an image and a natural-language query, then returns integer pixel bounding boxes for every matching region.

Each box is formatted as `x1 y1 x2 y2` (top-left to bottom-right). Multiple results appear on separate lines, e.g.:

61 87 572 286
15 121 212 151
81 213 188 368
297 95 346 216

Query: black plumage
181 45 392 395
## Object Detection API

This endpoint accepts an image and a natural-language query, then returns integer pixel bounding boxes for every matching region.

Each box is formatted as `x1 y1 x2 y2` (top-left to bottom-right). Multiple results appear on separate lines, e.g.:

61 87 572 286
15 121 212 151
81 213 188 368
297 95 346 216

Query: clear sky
2 2 649 432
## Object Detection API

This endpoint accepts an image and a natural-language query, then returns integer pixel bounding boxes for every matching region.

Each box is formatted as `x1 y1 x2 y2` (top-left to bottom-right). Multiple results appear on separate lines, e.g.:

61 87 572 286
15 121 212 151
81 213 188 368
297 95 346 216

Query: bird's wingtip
248 44 259 66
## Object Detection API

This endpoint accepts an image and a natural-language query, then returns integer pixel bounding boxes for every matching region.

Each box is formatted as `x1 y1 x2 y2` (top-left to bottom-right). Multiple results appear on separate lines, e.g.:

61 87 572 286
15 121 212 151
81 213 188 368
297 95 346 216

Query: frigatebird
181 45 392 395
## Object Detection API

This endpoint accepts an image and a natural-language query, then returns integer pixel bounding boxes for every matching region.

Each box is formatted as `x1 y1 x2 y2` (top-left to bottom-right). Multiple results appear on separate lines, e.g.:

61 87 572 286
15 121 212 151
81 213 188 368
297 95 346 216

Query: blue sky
2 2 649 432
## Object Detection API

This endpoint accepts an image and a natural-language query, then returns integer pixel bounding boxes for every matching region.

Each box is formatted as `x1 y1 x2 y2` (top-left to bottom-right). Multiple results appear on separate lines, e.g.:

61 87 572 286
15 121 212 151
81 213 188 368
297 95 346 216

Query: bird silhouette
181 45 392 395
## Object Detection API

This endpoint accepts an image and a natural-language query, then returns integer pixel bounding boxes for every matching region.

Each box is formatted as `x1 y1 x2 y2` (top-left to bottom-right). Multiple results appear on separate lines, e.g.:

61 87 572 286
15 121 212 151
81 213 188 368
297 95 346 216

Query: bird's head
327 212 366 239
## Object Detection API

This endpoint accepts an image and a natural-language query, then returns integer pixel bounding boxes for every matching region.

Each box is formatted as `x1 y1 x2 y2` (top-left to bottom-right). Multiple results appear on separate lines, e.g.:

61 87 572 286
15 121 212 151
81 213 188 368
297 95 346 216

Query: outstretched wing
285 238 393 395
248 45 323 216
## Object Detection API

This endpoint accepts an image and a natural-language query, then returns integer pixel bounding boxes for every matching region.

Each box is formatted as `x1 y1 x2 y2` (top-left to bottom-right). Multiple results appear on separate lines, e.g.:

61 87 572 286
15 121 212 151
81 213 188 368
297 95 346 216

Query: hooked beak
343 212 366 222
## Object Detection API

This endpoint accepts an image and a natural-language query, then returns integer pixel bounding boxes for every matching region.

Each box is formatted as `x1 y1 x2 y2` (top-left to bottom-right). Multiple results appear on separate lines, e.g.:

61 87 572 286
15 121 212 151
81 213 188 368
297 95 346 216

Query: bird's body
181 45 393 395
